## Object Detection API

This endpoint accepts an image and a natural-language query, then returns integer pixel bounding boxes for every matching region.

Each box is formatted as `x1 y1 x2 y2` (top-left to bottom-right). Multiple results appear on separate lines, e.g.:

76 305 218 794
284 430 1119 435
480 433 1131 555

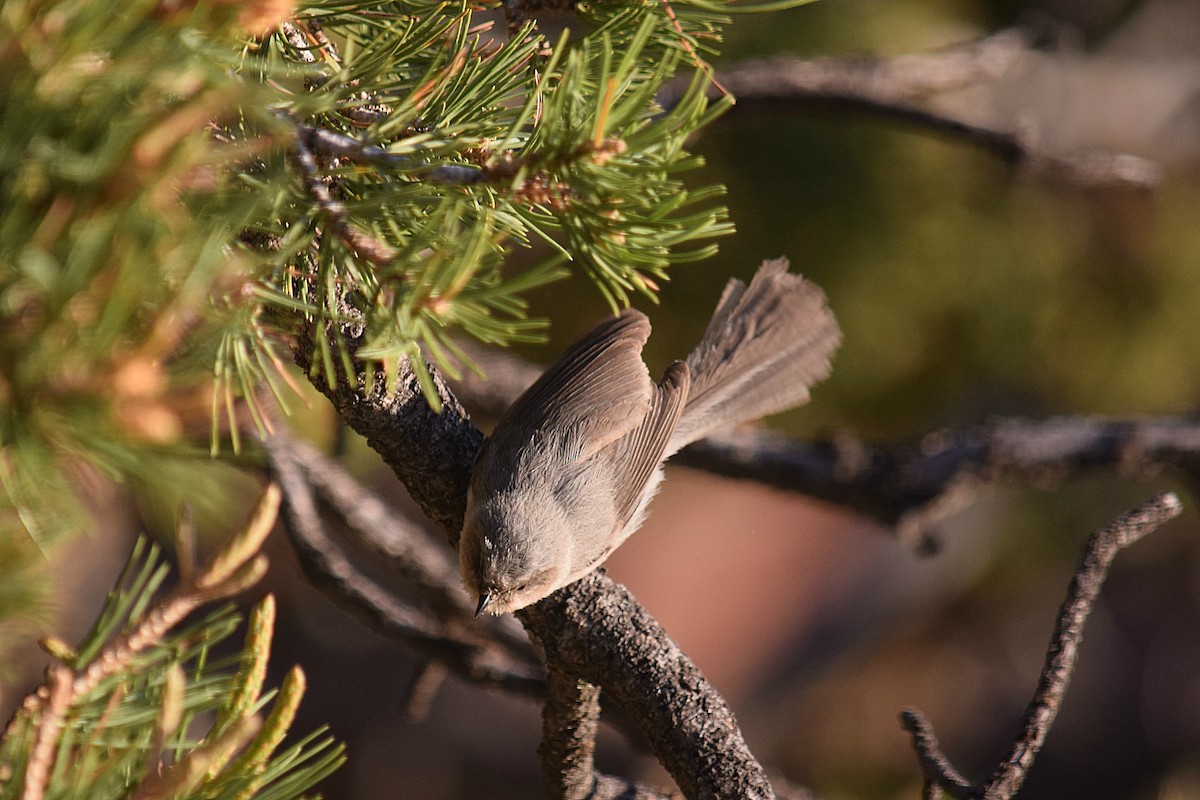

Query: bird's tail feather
667 258 841 454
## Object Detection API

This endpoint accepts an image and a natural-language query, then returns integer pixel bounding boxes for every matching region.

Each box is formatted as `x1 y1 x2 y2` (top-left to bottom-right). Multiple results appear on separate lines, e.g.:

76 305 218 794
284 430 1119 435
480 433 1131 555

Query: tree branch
660 26 1161 190
901 492 1184 799
677 417 1200 547
540 669 604 800
522 572 775 799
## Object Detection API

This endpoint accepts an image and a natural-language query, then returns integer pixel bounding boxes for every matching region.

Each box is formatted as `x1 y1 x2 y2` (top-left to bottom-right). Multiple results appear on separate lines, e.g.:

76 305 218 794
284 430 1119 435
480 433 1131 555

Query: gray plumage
460 258 841 615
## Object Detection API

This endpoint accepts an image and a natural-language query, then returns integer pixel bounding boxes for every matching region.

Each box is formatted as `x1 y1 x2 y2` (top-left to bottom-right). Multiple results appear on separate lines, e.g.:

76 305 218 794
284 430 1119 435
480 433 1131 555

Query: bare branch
901 492 1184 799
678 417 1200 546
540 669 604 800
981 491 1183 799
659 26 1161 190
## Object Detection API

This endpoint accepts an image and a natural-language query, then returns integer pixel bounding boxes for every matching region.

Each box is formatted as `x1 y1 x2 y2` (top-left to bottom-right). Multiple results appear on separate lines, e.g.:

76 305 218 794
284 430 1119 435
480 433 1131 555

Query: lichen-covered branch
521 572 775 799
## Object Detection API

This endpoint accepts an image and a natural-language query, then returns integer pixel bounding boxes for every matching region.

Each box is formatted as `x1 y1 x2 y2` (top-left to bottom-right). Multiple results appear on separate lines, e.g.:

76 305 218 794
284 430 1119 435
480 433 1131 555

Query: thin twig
291 129 397 265
898 709 971 800
22 665 72 800
982 491 1183 799
901 492 1184 799
293 121 485 185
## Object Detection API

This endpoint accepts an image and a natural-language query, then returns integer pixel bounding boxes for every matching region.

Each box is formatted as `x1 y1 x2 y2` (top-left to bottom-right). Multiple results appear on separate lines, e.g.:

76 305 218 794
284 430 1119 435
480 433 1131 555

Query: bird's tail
666 258 841 455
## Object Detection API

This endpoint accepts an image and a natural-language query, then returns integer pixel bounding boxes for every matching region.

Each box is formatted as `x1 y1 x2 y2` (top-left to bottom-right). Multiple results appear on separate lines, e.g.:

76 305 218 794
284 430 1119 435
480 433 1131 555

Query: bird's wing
608 360 690 527
491 309 655 462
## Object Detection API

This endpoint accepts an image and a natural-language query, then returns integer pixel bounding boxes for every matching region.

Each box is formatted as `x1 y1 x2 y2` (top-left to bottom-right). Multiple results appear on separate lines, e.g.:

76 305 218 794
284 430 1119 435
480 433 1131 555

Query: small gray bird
460 258 841 615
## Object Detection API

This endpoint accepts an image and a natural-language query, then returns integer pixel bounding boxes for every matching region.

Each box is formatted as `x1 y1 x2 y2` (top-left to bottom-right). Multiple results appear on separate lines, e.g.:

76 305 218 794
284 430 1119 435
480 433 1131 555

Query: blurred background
8 0 1200 798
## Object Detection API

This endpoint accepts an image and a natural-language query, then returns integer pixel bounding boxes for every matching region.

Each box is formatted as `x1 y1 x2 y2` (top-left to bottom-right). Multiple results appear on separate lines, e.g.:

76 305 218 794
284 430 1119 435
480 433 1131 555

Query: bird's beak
475 592 493 617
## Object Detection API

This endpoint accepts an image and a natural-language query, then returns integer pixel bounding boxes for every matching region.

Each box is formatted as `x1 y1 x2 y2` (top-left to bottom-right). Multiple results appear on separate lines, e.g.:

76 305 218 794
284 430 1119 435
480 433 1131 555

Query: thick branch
296 321 483 541
901 492 1183 799
523 572 774 799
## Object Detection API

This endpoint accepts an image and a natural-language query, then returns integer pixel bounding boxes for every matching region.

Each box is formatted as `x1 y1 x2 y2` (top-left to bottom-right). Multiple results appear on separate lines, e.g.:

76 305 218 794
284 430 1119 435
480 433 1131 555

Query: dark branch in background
901 492 1183 800
265 433 546 696
659 25 1161 190
679 417 1200 549
264 430 532 654
287 319 777 799
449 340 1200 550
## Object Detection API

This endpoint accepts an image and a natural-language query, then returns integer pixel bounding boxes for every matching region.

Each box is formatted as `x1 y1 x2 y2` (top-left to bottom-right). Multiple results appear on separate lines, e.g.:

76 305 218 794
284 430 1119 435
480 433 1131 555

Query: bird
460 258 842 615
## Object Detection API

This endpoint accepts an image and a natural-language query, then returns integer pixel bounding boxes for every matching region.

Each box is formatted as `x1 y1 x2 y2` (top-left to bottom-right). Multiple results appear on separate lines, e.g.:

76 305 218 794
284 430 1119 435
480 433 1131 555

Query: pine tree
1 0 795 793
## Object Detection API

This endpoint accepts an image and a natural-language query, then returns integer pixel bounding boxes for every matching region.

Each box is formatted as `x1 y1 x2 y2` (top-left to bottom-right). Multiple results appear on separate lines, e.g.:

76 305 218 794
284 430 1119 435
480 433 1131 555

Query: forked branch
900 492 1184 799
